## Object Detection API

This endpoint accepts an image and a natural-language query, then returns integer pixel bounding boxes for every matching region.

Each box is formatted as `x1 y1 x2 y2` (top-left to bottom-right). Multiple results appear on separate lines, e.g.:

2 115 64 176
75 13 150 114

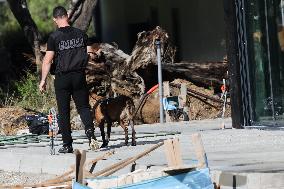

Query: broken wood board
86 167 214 189
192 133 208 169
164 138 183 167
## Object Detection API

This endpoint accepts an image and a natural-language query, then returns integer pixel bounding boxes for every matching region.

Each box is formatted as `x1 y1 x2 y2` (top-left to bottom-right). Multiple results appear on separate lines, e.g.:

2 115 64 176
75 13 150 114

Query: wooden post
179 83 189 120
163 81 171 122
191 133 208 169
164 138 183 167
163 81 170 96
180 83 187 96
75 150 86 184
179 83 187 107
89 142 164 178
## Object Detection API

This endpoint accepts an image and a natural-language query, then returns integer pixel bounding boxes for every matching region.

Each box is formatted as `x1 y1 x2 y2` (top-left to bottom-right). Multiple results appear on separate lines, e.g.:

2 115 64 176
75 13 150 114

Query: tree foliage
0 0 97 108
0 0 68 36
27 0 68 35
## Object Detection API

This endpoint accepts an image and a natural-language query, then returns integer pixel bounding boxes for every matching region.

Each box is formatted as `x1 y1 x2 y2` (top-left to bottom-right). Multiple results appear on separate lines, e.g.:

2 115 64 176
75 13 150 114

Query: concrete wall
97 0 226 62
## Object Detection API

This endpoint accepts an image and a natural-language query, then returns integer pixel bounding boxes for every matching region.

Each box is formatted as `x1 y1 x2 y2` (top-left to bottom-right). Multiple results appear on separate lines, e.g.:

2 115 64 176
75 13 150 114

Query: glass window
246 0 284 126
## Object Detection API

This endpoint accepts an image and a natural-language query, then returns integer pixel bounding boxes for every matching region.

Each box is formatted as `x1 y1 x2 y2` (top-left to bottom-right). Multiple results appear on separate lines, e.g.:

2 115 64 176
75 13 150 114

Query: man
39 6 98 153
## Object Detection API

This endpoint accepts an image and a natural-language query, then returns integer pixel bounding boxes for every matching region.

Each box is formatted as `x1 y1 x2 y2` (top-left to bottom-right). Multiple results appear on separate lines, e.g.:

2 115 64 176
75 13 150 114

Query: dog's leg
98 120 108 148
129 119 136 146
120 120 129 145
106 121 112 145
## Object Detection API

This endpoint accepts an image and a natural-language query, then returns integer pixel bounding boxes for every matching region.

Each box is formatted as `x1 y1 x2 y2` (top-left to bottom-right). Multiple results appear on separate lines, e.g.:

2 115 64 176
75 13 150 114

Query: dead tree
68 0 98 32
163 61 228 89
87 26 176 97
87 26 227 98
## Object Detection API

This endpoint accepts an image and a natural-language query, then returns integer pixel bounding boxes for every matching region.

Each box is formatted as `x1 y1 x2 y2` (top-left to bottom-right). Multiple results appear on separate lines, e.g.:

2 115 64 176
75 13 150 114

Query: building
95 0 226 62
94 0 284 128
226 0 284 128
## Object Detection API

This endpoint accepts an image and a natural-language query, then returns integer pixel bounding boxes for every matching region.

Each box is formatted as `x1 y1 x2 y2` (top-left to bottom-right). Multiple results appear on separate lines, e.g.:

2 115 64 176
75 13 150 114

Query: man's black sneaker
58 145 73 153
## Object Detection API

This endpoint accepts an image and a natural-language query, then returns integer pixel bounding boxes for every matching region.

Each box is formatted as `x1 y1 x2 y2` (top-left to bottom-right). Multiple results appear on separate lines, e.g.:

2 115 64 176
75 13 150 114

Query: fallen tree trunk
87 26 176 97
164 61 228 89
87 27 227 97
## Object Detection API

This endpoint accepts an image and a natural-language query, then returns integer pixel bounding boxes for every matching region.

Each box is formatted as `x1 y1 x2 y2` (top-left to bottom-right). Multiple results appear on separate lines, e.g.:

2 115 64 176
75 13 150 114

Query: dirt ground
140 79 230 123
0 107 30 135
0 79 230 135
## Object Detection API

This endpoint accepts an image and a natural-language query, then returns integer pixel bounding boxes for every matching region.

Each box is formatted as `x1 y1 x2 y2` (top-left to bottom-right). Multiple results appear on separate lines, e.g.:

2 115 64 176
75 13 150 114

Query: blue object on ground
113 168 213 189
73 181 92 189
163 96 179 111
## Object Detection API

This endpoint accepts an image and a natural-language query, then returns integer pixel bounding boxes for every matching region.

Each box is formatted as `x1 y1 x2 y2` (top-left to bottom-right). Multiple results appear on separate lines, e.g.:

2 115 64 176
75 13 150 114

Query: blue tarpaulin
73 181 92 189
113 168 213 189
78 168 213 189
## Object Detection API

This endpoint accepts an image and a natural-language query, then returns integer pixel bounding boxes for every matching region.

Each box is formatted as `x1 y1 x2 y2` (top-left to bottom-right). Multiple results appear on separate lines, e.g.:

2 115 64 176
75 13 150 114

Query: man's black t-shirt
47 26 89 74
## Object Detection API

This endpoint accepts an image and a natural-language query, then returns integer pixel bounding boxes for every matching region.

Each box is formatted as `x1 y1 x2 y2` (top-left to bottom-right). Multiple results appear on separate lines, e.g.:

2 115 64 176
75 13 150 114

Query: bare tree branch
68 0 84 24
7 0 42 72
72 0 98 32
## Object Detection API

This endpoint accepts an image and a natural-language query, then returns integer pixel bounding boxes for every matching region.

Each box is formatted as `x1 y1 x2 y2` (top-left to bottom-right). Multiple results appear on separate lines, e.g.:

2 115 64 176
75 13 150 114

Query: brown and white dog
90 93 136 148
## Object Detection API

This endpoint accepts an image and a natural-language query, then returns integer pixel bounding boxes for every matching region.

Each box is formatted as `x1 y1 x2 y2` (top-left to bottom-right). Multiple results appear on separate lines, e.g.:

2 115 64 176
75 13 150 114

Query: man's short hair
53 6 67 18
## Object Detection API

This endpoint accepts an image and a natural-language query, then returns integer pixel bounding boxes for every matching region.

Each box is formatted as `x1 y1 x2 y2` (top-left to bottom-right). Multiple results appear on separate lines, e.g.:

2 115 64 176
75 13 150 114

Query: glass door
246 0 284 126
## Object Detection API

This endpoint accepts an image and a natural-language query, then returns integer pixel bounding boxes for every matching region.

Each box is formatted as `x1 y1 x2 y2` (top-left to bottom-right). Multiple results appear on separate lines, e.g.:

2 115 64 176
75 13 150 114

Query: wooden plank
86 150 115 173
163 81 170 96
191 133 208 169
78 150 86 184
163 81 171 123
164 139 183 167
172 138 183 166
180 83 187 96
88 166 202 189
100 142 164 177
178 95 187 108
164 139 176 167
90 157 132 178
75 149 82 182
163 81 171 122
179 83 189 120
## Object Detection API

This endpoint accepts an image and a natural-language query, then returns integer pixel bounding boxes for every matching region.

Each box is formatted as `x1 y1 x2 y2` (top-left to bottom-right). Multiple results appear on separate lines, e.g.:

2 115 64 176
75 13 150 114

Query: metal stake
156 39 164 123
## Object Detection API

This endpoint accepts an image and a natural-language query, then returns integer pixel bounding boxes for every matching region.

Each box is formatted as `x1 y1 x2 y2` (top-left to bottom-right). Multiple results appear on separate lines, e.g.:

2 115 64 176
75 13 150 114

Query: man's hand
40 51 54 93
39 80 46 93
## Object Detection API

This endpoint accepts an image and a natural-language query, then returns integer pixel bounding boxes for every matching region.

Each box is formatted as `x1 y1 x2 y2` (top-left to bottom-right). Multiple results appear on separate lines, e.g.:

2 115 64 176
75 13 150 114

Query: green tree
27 0 68 35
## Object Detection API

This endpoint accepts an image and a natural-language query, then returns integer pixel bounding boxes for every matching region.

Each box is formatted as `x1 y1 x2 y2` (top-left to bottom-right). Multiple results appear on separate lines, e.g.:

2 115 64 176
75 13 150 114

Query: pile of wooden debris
86 26 229 123
140 79 230 123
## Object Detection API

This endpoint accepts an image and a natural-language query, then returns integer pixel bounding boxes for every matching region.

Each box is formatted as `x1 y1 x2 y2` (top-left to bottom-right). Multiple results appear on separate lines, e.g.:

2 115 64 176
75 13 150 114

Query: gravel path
0 170 55 186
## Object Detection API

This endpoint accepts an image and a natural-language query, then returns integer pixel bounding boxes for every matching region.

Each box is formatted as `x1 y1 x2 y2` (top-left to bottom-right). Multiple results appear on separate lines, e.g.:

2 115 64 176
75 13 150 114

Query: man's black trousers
54 71 94 146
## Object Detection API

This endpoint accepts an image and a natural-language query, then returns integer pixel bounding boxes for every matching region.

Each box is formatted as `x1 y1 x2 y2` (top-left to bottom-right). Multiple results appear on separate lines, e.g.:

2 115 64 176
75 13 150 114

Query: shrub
14 72 56 113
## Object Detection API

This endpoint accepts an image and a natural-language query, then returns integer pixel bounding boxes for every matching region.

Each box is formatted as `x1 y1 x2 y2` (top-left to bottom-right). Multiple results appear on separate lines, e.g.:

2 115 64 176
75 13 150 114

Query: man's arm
39 51 55 92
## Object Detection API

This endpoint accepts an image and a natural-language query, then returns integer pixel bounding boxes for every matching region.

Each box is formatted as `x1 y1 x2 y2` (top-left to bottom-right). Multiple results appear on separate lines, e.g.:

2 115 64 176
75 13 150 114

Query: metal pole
155 39 164 123
281 0 284 27
264 0 276 121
